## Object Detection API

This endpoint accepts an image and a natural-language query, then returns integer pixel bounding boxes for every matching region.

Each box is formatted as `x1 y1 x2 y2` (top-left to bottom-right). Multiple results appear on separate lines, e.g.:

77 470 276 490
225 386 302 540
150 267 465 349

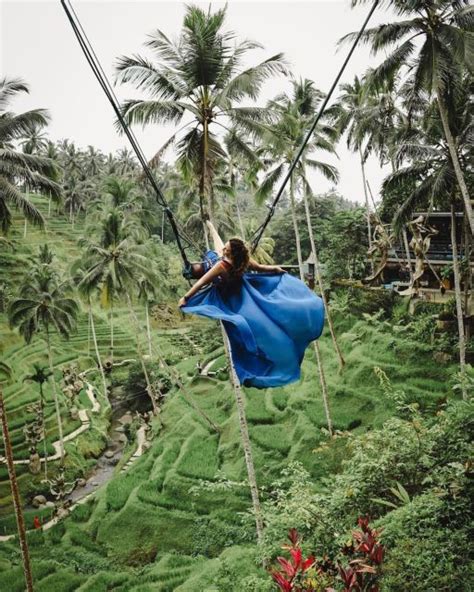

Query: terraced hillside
0 197 462 590
0 298 457 588
0 196 189 528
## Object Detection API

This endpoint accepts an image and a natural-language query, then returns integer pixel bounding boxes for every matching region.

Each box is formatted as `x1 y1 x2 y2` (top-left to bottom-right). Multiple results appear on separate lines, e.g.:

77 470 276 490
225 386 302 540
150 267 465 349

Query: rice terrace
0 1 472 590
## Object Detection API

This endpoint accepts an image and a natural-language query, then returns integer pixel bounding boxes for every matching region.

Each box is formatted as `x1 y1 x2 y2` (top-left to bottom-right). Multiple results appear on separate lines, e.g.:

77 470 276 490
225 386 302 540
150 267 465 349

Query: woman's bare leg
206 220 225 256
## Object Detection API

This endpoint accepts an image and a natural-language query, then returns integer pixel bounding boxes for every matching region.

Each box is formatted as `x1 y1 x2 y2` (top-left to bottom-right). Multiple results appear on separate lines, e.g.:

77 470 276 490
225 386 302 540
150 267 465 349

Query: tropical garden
0 1 472 590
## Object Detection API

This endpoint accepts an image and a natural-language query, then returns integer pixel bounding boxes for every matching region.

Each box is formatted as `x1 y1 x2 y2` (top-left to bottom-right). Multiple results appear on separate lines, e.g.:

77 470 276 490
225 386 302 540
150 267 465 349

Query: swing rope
250 0 381 253
60 0 201 266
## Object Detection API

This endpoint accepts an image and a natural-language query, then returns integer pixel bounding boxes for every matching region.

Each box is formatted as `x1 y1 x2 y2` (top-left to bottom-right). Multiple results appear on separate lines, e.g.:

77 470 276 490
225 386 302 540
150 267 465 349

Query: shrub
269 520 384 592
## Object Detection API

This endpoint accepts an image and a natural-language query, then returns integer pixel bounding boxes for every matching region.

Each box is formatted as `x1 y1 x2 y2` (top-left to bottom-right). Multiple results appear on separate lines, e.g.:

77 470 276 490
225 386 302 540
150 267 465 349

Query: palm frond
0 177 45 232
114 54 183 100
255 163 284 205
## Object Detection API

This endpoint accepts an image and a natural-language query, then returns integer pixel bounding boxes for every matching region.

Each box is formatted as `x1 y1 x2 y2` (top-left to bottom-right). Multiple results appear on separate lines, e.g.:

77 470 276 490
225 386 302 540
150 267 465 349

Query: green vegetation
1 1 472 589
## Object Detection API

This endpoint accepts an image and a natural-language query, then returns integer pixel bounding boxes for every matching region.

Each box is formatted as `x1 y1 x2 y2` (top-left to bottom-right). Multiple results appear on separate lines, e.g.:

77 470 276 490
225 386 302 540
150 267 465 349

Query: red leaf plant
269 518 385 592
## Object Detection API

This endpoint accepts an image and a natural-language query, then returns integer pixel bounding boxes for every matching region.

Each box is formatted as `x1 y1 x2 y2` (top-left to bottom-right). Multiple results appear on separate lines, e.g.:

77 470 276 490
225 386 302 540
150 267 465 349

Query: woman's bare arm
248 258 286 273
179 261 227 306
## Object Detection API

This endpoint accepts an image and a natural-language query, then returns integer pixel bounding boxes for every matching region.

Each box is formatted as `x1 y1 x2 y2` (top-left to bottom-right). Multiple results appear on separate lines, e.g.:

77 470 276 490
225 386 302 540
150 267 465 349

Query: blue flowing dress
182 251 325 389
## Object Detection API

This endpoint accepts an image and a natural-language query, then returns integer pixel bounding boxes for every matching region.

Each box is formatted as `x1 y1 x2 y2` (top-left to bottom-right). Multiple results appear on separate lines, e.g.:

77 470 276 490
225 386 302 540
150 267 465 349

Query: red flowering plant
269 518 384 592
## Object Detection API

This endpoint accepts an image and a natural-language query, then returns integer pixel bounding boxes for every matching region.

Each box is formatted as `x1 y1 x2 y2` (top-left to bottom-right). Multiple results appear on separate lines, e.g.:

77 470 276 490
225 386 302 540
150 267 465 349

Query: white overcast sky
1 0 395 205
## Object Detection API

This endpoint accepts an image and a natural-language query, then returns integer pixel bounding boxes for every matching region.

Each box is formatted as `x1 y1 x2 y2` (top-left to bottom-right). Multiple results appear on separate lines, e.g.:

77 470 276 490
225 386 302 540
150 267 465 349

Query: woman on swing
179 221 324 389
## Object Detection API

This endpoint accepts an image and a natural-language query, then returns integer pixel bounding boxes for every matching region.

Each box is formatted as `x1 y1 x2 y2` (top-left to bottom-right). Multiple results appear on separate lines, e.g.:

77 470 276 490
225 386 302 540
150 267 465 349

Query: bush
380 493 473 591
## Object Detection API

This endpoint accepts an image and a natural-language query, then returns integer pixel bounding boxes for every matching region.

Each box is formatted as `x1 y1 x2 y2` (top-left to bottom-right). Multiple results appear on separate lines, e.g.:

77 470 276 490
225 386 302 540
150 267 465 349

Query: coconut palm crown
115 4 287 227
0 78 61 233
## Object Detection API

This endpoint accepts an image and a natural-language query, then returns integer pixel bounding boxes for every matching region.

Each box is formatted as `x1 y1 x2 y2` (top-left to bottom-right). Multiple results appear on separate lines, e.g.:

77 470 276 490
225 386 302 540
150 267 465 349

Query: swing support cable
60 0 196 266
250 0 381 252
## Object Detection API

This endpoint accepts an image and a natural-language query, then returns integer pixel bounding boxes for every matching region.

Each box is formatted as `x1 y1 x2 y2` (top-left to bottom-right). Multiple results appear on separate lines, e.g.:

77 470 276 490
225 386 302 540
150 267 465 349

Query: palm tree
80 205 147 360
72 264 109 402
0 77 61 234
115 3 287 240
23 364 52 477
20 122 49 155
333 76 375 267
0 362 34 592
344 0 474 234
137 275 157 357
257 80 344 378
383 85 471 399
8 264 78 464
115 148 138 176
85 145 105 177
78 206 160 411
63 176 87 228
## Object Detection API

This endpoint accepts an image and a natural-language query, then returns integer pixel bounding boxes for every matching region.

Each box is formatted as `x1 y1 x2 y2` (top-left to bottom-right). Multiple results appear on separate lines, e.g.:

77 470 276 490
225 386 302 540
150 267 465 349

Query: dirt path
0 380 100 467
0 421 149 542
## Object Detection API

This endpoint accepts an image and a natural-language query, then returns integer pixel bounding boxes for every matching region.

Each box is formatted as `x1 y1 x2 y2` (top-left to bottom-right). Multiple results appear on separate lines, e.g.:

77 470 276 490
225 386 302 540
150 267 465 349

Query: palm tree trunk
437 90 474 235
202 115 215 227
359 148 374 276
313 341 333 435
23 218 28 239
462 216 472 316
450 205 468 400
137 308 220 432
48 196 52 218
109 300 114 363
87 307 92 359
402 228 414 284
236 197 245 239
45 329 65 464
302 189 345 369
89 303 108 401
289 176 333 435
39 384 48 479
126 294 159 415
220 323 263 544
0 389 34 592
145 301 153 358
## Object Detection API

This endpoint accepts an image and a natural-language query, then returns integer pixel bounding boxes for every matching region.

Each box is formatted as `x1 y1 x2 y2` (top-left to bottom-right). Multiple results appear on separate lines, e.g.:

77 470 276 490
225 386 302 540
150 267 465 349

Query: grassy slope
0 199 458 590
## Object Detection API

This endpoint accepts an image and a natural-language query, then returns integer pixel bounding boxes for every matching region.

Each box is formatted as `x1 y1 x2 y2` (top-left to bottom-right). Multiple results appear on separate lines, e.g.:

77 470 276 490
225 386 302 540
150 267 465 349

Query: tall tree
257 80 343 418
115 3 287 240
8 263 78 464
0 78 61 234
383 84 472 399
344 0 474 234
333 76 375 266
78 203 160 411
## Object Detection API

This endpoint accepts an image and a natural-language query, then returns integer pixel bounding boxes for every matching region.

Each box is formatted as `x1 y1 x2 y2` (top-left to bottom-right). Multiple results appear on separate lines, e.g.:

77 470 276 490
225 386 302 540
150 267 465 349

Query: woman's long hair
228 238 249 278
220 237 249 297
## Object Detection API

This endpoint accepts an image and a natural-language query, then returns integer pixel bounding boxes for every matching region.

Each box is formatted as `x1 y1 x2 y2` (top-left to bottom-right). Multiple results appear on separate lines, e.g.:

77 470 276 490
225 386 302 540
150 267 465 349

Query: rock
77 478 87 488
91 481 99 487
32 495 47 508
70 406 79 420
104 450 115 459
114 426 125 433
118 413 133 426
110 458 119 466
117 434 128 445
45 501 55 509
